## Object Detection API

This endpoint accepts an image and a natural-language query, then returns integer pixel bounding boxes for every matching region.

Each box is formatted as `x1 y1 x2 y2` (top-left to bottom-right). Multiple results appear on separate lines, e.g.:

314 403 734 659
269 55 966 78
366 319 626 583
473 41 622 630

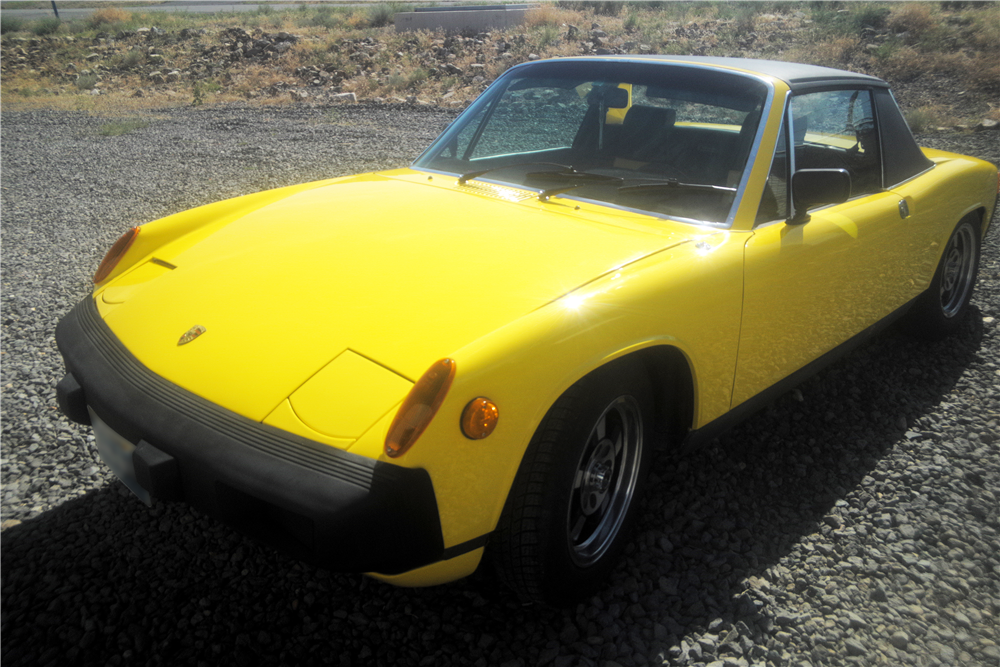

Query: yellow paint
389 231 748 548
368 548 484 587
98 174 689 421
85 62 999 584
288 350 412 440
263 400 356 450
100 260 173 304
735 191 910 405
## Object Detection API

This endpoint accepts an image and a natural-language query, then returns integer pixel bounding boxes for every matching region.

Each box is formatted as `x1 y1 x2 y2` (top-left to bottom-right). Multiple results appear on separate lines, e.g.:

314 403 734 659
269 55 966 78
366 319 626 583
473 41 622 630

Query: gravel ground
2 104 998 667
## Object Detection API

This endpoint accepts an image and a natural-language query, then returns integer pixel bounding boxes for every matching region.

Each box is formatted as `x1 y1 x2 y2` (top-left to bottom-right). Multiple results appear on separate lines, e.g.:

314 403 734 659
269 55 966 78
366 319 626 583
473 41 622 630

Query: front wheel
905 215 981 340
491 363 655 605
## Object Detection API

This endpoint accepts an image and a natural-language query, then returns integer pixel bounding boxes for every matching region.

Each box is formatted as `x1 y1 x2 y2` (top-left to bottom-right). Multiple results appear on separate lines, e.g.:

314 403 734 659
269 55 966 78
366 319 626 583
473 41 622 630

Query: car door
733 88 913 409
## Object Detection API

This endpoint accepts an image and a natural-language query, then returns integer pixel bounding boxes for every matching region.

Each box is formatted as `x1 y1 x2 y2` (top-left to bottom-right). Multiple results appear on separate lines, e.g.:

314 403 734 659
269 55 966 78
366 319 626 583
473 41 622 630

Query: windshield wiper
457 162 573 185
530 170 624 201
618 179 737 195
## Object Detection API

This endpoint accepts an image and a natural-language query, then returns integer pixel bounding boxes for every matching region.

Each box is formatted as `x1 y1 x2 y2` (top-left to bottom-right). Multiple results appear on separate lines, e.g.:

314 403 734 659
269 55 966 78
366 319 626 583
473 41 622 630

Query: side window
790 89 882 197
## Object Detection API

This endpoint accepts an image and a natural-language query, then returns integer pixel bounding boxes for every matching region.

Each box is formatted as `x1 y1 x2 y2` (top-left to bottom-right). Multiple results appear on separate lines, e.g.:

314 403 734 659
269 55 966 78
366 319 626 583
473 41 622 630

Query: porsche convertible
56 56 998 605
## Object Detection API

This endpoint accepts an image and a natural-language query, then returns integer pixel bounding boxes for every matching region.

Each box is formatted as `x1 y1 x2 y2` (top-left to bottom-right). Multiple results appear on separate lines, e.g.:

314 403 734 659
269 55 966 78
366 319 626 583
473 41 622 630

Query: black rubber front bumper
55 297 445 575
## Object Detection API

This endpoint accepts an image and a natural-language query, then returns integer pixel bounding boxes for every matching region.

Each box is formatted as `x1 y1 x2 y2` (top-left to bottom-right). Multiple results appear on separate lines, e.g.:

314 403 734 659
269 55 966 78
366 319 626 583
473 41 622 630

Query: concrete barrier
395 4 533 32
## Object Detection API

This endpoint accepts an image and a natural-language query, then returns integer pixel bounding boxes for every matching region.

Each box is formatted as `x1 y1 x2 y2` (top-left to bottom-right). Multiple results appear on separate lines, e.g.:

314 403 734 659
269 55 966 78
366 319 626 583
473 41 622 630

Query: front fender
369 230 749 552
93 176 362 287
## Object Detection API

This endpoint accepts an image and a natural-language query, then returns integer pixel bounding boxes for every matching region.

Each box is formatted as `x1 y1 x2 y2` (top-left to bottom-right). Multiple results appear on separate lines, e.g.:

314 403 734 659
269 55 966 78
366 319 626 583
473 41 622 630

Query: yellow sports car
56 57 997 605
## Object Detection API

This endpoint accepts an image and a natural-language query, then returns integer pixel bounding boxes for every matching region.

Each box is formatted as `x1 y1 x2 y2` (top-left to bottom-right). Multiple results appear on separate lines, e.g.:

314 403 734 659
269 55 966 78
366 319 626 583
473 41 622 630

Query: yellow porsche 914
56 57 998 605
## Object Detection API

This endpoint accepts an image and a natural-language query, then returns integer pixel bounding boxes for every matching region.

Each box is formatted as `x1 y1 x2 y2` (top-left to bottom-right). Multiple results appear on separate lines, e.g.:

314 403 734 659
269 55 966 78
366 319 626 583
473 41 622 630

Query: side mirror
789 169 851 224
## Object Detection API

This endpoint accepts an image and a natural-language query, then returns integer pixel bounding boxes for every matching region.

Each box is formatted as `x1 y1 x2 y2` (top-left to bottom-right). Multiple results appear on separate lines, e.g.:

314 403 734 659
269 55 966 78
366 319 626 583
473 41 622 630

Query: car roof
575 55 889 92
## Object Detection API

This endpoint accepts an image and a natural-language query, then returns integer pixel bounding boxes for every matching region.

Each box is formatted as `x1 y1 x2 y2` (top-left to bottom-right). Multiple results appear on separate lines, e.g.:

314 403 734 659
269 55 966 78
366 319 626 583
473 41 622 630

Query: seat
616 106 676 161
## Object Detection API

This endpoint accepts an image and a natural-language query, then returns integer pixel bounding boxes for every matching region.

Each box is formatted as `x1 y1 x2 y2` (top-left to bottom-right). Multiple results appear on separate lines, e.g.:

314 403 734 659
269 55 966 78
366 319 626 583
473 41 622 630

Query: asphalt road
1 1 385 21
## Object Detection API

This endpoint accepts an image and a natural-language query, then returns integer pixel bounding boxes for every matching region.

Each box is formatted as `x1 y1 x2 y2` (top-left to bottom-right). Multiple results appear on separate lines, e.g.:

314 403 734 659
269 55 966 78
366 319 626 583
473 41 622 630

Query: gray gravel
2 104 999 667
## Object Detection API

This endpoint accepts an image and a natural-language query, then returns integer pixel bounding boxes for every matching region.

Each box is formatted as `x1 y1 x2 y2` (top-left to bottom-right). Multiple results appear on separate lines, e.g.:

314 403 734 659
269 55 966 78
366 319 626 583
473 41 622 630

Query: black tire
906 215 981 341
491 362 655 606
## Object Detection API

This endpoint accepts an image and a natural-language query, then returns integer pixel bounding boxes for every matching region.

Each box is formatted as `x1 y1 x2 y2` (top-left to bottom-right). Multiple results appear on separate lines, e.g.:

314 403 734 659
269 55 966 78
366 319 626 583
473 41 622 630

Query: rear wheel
906 215 981 340
491 362 654 605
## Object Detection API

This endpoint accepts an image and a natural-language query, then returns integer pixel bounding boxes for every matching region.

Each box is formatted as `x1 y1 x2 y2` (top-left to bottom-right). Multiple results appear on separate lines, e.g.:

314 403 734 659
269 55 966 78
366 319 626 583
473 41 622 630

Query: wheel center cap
587 461 612 494
943 249 961 290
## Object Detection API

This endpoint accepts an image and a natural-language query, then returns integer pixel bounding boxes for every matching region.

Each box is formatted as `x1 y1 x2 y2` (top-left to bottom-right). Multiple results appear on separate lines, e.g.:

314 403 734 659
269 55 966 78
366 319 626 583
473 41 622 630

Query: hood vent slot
457 182 535 202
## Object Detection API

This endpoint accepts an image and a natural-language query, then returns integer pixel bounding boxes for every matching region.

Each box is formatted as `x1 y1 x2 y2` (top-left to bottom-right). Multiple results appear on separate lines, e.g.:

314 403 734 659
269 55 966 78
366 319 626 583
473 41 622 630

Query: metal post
51 1 59 19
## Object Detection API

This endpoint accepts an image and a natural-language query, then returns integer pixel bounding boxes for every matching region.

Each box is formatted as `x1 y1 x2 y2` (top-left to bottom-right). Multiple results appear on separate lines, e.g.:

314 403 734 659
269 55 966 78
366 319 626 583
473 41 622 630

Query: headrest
623 106 676 130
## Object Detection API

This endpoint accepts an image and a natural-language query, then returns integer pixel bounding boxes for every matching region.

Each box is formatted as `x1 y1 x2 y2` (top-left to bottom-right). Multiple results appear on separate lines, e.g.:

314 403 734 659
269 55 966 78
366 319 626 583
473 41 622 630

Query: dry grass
786 37 859 69
524 5 579 29
887 3 937 38
904 104 952 134
88 7 132 28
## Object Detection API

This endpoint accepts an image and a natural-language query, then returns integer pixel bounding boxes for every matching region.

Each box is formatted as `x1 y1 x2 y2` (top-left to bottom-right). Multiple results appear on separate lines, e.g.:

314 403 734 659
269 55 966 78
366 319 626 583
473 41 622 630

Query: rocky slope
2 5 998 127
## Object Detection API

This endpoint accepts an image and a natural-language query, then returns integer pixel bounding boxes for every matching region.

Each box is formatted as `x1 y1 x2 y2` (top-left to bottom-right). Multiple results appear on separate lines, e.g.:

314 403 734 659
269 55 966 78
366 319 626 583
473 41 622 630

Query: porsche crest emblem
177 325 207 346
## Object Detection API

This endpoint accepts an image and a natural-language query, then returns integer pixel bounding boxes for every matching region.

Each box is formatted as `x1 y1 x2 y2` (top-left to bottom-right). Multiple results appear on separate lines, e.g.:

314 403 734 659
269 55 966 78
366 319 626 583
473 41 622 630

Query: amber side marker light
385 358 456 458
93 226 140 284
461 397 499 440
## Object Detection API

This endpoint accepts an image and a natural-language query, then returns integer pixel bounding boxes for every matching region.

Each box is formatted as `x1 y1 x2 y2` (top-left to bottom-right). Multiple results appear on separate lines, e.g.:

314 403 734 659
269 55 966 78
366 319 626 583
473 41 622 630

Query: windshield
414 59 770 225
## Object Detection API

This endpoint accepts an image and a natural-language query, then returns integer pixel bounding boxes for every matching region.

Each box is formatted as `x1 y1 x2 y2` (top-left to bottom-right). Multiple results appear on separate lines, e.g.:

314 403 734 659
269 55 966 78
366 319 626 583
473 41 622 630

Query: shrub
117 50 145 70
31 17 61 36
811 3 888 37
904 105 948 134
366 3 401 29
386 67 428 92
88 7 132 28
888 3 936 37
75 74 98 90
407 67 428 88
622 10 640 34
790 36 859 67
963 55 1000 93
1 16 25 34
525 5 574 28
534 24 561 48
967 8 1000 50
853 4 891 31
593 1 622 17
306 6 344 30
734 5 758 34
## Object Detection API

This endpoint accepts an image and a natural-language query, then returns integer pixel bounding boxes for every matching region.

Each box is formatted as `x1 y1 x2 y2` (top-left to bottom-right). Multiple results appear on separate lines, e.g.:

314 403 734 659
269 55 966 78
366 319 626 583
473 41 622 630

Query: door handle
898 199 910 219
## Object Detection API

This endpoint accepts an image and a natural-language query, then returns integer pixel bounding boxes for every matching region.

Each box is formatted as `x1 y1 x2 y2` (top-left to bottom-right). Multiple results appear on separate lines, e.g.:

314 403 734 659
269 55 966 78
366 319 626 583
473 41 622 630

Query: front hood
99 173 688 421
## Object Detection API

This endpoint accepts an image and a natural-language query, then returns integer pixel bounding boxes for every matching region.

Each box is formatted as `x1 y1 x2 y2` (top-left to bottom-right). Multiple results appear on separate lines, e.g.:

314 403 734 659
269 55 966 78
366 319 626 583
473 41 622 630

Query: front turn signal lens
385 358 455 458
461 398 499 440
94 226 140 284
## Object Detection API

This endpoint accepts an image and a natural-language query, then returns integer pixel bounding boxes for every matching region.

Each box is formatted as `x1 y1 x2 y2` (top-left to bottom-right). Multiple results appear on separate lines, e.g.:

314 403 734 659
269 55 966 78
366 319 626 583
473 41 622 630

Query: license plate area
88 407 152 506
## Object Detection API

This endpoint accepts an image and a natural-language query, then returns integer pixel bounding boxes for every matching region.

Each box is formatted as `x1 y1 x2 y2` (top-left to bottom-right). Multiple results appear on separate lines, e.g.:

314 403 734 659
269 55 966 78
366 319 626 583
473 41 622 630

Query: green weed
114 50 145 70
535 24 560 48
75 74 98 91
31 17 61 36
904 106 949 134
1 16 24 34
191 81 205 106
304 6 345 30
366 3 403 29
98 118 150 137
622 10 640 34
